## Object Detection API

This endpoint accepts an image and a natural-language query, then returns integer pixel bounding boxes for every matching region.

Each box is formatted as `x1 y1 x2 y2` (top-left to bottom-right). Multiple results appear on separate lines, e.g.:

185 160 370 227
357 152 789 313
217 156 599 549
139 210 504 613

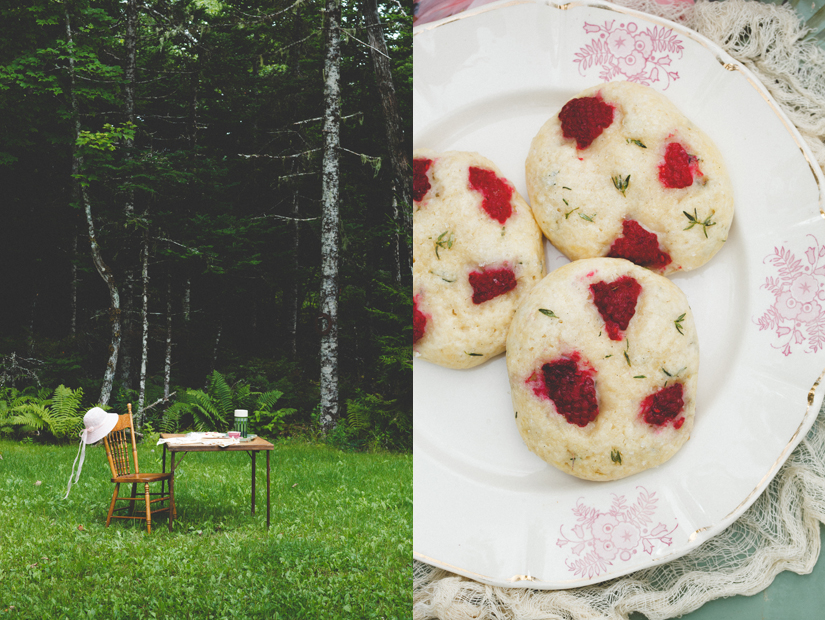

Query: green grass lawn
0 437 412 619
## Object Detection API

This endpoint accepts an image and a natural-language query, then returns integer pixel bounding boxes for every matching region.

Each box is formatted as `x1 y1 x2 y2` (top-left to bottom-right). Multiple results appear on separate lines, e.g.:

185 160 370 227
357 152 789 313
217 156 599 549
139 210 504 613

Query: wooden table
159 434 274 532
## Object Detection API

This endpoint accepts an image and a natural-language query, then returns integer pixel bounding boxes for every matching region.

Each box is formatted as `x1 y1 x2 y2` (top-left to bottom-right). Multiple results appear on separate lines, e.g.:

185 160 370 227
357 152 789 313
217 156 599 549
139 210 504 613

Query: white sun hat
63 407 120 499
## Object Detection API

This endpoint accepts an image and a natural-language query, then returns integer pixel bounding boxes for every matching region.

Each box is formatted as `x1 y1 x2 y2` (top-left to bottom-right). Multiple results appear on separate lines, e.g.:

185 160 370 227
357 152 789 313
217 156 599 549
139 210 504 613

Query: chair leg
106 483 120 527
129 482 138 516
168 476 176 532
170 477 176 518
144 483 152 534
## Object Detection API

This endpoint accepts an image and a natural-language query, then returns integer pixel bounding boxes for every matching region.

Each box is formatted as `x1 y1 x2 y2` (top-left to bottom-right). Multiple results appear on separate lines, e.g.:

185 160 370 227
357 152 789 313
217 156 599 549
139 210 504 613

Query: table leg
251 451 256 515
161 444 167 497
168 451 176 533
266 450 270 529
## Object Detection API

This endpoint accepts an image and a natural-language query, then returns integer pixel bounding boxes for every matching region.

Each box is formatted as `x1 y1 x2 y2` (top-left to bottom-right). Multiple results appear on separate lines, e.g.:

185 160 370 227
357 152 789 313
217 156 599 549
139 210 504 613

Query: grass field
0 437 412 619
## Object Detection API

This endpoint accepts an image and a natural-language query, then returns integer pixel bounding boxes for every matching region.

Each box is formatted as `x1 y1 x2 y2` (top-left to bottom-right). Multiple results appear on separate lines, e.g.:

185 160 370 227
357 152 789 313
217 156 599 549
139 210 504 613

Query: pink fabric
414 0 694 26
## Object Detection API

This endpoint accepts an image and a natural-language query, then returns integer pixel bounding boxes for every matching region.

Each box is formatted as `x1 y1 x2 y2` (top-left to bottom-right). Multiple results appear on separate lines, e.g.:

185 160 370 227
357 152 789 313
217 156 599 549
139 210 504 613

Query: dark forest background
0 0 412 450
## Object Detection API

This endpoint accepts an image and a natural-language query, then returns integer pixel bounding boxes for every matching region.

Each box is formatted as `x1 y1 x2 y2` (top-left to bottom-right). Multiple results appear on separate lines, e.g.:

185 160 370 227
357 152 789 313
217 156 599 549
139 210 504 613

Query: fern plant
344 391 404 451
48 385 85 438
1 385 84 441
161 371 290 435
252 390 293 436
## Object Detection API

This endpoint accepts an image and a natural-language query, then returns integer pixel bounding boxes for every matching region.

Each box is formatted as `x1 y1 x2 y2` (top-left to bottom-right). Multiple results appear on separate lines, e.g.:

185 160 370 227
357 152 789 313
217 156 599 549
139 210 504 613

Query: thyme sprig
565 207 579 219
538 309 561 320
674 313 686 335
683 209 716 238
612 174 631 196
434 230 455 259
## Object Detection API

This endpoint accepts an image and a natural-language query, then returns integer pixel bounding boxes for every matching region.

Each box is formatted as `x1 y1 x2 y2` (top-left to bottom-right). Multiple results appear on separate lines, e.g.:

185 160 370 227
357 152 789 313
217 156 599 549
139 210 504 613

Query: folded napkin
157 432 240 448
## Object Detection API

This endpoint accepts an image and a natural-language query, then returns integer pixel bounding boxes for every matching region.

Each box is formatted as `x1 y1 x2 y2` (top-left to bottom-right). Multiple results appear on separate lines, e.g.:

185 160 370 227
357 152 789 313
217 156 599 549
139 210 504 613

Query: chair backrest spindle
102 405 141 480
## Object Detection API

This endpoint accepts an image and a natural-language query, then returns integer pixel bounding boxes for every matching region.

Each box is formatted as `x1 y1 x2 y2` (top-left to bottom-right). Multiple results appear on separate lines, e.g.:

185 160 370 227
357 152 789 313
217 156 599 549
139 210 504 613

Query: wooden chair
103 404 175 533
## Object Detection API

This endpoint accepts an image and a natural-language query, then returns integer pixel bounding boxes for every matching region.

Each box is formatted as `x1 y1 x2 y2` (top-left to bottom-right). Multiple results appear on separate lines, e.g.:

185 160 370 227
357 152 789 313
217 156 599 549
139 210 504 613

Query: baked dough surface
413 149 545 369
506 257 699 481
525 81 734 275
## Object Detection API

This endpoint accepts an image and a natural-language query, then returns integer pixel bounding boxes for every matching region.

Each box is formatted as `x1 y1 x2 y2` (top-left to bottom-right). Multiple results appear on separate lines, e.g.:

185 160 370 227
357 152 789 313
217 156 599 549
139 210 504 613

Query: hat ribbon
63 427 92 500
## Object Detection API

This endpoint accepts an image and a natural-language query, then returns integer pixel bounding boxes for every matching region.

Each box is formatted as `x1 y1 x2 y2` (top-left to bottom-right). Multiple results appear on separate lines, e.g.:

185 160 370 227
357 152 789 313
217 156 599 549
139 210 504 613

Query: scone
525 81 733 276
506 257 699 481
413 149 545 369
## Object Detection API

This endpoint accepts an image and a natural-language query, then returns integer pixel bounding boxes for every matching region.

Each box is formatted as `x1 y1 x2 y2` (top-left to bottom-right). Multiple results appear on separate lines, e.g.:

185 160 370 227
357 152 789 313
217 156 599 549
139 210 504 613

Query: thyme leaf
674 312 686 335
434 230 455 259
565 207 579 219
465 352 483 357
611 449 622 464
612 174 631 196
538 308 561 320
683 208 716 238
624 338 631 366
627 138 647 148
429 270 455 283
579 212 596 222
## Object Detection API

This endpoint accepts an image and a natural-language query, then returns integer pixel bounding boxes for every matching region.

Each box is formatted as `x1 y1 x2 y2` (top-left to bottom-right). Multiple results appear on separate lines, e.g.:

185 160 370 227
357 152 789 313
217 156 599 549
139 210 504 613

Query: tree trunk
119 0 138 390
363 0 412 275
70 233 78 337
66 8 121 406
288 187 301 361
136 233 149 429
206 321 222 389
118 280 134 391
124 0 137 216
164 274 173 402
28 290 37 356
391 188 401 284
319 0 342 434
183 277 191 322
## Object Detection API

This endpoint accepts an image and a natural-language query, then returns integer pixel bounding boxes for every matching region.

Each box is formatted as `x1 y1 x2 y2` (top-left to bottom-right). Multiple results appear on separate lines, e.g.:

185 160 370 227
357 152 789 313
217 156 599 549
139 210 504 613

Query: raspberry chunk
413 158 433 202
413 296 427 344
641 383 685 427
590 276 642 341
607 219 672 272
468 266 517 304
540 354 599 427
558 95 615 150
468 166 513 224
658 142 701 189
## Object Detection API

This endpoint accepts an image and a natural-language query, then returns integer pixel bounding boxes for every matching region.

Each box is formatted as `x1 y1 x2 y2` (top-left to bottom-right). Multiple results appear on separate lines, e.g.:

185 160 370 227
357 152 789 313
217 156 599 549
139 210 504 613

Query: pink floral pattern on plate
556 487 677 579
574 21 684 89
755 235 825 356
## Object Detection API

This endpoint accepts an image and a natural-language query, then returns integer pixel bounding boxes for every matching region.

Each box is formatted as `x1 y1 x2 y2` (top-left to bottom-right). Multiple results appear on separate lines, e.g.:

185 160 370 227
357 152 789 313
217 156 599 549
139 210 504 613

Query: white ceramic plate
413 0 825 589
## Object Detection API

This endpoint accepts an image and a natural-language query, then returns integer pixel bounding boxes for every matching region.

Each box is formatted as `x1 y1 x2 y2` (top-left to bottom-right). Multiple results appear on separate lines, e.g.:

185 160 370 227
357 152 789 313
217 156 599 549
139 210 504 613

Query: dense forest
0 0 412 450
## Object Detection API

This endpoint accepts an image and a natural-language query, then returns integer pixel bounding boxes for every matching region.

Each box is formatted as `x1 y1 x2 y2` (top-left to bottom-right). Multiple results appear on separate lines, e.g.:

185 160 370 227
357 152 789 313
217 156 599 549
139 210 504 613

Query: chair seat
112 472 173 484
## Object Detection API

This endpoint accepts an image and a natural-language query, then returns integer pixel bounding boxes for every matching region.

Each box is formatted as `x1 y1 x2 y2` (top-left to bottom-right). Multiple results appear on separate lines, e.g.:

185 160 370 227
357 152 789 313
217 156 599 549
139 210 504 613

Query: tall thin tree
164 273 173 402
136 231 149 429
319 0 342 434
65 7 121 405
118 0 139 392
363 0 412 276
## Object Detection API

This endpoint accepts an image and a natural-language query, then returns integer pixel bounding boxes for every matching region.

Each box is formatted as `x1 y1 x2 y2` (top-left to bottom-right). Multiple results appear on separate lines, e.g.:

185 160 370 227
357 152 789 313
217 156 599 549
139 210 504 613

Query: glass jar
233 409 248 438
